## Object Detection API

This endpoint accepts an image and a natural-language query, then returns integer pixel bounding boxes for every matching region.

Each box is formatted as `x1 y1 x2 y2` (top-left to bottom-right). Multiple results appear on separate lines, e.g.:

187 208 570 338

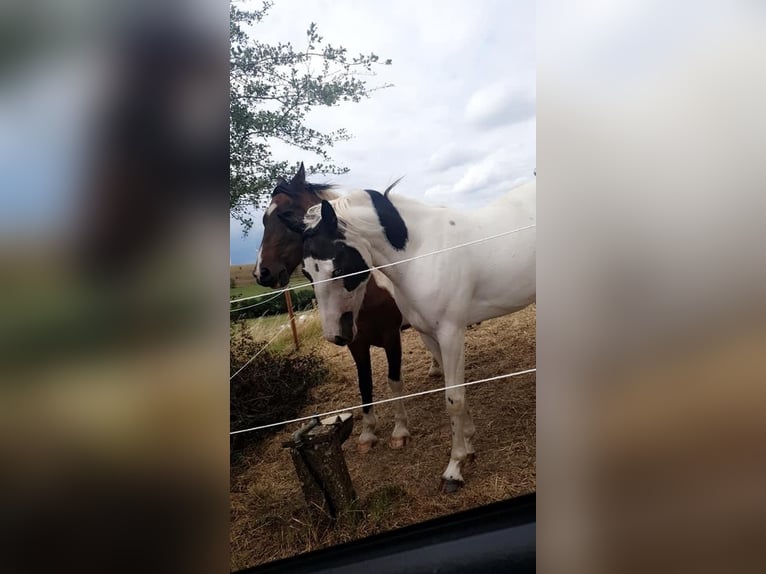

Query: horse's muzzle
255 266 289 288
336 312 355 346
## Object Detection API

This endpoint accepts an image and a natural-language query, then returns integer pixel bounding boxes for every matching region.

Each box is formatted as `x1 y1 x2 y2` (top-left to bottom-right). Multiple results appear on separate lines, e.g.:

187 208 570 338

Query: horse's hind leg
428 353 443 378
349 341 377 453
384 335 410 449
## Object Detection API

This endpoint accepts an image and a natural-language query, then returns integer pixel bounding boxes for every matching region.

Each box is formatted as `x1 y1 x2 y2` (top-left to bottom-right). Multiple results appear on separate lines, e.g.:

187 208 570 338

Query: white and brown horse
283 180 536 491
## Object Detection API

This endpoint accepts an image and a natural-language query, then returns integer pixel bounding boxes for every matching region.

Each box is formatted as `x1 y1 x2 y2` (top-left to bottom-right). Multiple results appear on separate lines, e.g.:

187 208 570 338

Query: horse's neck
387 196 453 250
353 198 441 272
316 188 340 201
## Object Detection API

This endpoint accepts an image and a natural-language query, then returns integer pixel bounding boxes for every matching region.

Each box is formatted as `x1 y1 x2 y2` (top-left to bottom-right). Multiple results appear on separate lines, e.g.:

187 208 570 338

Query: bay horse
254 164 436 452
283 180 536 491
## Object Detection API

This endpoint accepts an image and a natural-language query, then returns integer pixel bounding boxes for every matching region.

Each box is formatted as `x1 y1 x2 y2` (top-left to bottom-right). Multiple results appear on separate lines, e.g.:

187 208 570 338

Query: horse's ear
291 162 306 187
278 210 306 234
320 200 338 232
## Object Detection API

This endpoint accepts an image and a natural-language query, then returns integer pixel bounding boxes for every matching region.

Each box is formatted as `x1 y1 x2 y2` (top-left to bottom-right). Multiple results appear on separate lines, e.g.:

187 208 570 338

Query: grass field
229 257 322 352
230 264 309 301
230 305 537 570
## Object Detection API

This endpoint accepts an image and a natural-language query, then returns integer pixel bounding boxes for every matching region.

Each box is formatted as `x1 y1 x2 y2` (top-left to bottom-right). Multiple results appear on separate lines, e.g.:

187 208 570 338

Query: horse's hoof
428 368 443 378
357 441 374 454
440 478 464 494
389 436 409 450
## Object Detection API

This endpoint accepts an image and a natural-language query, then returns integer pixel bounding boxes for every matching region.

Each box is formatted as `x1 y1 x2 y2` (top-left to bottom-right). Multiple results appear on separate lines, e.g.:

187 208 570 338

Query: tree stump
282 413 356 520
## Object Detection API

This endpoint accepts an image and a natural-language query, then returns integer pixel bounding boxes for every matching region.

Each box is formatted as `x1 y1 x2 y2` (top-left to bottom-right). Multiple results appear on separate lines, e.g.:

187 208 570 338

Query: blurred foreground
538 2 766 572
0 1 229 572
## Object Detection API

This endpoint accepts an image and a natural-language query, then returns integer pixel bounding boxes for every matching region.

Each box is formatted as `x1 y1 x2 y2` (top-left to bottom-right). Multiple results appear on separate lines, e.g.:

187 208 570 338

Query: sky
231 0 536 264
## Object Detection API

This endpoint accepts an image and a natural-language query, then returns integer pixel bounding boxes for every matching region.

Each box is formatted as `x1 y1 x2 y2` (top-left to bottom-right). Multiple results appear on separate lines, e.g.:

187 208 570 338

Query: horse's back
393 180 535 327
462 180 536 322
482 179 536 222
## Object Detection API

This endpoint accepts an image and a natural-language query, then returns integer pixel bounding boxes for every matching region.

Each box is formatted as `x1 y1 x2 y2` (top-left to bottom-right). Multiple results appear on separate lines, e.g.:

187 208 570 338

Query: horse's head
285 200 372 346
254 163 323 288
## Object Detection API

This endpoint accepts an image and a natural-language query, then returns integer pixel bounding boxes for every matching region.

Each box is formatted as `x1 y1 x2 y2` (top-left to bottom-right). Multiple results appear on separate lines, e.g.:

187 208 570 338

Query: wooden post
284 290 299 350
283 414 356 521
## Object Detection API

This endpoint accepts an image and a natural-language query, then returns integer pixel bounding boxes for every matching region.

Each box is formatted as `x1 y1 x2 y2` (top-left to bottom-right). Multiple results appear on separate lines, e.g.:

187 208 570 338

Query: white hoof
389 435 410 449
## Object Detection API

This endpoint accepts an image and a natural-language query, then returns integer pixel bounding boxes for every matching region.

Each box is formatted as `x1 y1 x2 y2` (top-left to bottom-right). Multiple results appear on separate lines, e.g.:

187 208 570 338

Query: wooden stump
283 414 356 520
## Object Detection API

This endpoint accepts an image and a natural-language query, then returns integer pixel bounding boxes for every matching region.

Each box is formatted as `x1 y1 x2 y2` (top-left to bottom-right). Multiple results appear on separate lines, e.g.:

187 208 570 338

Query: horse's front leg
436 326 471 492
349 341 377 453
420 329 470 492
384 334 410 449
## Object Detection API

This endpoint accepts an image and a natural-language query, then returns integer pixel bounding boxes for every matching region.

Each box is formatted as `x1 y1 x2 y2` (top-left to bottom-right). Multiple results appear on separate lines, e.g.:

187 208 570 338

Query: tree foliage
230 1 392 232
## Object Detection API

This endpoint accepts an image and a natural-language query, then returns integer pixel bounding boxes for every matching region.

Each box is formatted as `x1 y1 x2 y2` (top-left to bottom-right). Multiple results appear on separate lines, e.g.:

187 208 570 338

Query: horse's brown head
254 163 334 288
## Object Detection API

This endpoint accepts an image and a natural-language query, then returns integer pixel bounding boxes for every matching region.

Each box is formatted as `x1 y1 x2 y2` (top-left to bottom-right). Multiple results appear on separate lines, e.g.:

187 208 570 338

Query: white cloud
465 82 536 129
426 144 480 173
423 136 536 207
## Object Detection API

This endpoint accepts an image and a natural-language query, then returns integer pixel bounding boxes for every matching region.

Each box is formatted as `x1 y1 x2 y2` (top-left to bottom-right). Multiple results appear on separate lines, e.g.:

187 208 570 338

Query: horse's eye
331 268 343 278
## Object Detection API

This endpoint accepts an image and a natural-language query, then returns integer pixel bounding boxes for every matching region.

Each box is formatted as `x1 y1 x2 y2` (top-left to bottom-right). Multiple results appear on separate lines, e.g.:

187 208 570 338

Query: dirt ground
230 305 536 570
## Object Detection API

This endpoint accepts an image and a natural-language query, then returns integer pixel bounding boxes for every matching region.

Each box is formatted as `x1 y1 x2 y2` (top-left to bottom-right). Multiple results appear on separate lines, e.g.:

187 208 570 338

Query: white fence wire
229 291 284 314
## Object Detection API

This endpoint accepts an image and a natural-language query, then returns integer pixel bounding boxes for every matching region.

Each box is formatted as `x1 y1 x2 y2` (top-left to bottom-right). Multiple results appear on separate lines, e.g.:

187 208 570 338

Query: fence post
284 290 299 351
282 413 356 521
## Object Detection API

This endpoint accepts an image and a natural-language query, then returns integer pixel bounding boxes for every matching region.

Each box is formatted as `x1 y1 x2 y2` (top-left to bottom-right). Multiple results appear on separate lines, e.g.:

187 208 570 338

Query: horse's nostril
334 335 348 346
257 268 273 285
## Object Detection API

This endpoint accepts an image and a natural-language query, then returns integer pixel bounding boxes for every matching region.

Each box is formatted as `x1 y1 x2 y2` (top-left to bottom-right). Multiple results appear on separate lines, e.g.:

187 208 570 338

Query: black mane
271 180 334 198
306 182 334 196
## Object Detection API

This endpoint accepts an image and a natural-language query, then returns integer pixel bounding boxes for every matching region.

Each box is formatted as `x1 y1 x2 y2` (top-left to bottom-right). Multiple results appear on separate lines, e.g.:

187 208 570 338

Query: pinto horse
254 164 423 452
283 180 536 491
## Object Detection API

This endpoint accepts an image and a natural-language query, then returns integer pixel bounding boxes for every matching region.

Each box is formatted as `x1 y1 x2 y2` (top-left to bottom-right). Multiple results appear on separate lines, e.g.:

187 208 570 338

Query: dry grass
231 264 258 288
240 310 324 355
230 305 536 571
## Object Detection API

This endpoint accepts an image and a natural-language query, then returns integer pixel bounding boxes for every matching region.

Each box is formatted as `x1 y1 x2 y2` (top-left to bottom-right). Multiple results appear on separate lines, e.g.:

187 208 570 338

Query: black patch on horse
303 234 370 292
303 233 337 261
364 189 408 251
337 244 370 291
